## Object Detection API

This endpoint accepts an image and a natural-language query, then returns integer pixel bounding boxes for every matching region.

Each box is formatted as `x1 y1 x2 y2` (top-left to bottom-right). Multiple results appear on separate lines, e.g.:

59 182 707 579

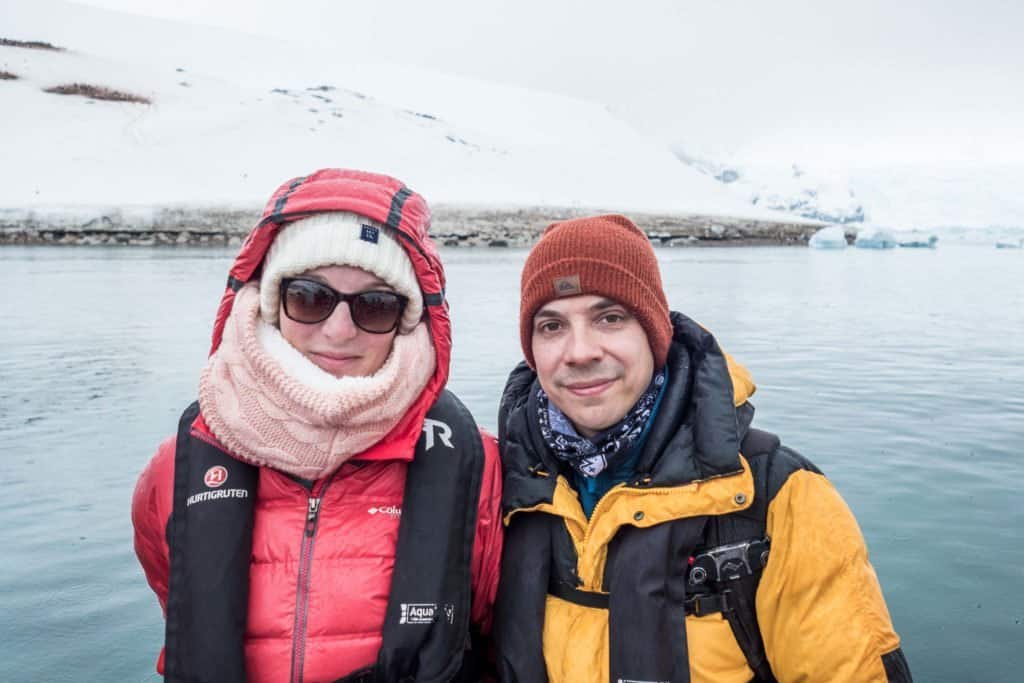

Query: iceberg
854 226 898 249
895 230 939 248
808 225 848 249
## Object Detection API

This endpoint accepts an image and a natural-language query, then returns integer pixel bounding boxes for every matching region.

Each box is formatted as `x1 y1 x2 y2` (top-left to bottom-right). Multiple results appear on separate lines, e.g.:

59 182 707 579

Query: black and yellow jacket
494 313 910 683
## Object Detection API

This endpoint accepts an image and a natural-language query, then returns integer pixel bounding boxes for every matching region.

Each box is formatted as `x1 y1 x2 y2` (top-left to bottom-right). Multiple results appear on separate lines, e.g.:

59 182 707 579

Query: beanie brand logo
553 275 582 297
360 224 380 243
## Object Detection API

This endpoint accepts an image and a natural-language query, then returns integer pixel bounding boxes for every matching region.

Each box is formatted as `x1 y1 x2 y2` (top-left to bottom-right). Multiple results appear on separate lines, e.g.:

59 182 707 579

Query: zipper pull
305 497 321 536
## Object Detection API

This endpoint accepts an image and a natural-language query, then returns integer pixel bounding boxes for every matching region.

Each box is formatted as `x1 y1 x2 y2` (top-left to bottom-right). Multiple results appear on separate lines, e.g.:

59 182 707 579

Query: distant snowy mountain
672 147 1024 235
672 150 862 224
749 165 864 226
1 0 770 220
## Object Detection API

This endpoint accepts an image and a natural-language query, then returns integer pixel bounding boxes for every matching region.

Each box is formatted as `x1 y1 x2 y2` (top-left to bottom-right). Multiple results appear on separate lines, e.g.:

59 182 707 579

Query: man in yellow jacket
494 214 911 683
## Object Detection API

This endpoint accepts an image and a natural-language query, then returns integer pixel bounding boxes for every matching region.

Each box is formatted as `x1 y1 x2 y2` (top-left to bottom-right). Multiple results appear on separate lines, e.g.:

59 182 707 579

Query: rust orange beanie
520 214 672 369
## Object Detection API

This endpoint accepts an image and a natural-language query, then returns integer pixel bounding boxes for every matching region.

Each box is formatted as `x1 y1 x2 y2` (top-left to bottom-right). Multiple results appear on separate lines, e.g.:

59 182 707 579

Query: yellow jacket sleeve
757 469 903 682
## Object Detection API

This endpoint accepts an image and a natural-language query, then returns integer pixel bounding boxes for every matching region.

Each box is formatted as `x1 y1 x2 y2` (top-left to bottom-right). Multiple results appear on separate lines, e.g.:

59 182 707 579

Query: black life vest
496 423 814 683
536 428 784 683
687 427 783 683
163 389 485 683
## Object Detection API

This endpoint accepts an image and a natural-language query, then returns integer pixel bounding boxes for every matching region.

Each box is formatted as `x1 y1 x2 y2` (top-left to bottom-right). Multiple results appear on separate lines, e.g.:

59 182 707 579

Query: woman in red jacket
132 169 503 683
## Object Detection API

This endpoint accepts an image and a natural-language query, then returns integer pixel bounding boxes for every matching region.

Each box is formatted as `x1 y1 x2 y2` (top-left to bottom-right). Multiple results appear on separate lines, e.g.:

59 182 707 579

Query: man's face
531 295 654 438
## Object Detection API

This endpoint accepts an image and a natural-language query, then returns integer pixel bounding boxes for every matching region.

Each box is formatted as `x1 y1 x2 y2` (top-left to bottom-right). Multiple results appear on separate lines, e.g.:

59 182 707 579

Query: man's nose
563 325 602 365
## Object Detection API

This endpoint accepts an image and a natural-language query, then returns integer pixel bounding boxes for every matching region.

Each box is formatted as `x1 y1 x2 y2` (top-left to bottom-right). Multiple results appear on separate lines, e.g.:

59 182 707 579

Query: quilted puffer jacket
132 169 503 682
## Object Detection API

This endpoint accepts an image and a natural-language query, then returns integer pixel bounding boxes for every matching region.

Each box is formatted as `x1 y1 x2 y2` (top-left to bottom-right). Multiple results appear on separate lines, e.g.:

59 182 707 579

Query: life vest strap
684 589 734 617
547 579 610 609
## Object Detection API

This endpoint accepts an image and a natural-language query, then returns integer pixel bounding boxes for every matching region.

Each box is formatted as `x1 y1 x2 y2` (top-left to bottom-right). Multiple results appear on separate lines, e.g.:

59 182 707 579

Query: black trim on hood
226 275 245 292
248 206 446 309
247 185 446 309
387 185 446 307
386 187 414 231
271 175 309 218
254 210 320 231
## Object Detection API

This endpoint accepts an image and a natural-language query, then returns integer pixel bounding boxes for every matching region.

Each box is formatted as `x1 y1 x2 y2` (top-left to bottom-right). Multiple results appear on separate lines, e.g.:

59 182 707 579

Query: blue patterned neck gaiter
536 368 666 478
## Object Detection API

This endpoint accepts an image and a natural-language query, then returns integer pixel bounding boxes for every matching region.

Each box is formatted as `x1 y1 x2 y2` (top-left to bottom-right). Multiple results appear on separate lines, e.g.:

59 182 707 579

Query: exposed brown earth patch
43 83 151 104
1 38 64 51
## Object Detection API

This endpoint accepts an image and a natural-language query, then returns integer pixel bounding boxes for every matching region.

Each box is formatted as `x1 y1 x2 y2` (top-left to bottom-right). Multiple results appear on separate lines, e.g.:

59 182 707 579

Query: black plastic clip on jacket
687 537 771 587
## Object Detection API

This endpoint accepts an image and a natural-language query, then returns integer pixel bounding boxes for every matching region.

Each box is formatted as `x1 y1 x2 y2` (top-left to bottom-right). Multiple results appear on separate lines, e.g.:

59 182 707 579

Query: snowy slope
1 0 768 218
673 147 1024 234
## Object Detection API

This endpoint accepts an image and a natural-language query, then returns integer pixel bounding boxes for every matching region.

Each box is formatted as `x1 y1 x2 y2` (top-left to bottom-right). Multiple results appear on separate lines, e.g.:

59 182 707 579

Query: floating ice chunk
855 226 898 249
808 225 848 249
896 230 939 248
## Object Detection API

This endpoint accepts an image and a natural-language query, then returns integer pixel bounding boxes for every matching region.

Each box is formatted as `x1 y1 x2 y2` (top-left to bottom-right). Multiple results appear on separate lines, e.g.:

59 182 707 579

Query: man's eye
537 320 561 334
601 313 625 324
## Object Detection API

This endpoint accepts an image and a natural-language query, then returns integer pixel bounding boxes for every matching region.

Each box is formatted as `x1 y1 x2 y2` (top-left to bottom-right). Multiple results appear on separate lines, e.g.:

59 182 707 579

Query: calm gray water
1 245 1021 682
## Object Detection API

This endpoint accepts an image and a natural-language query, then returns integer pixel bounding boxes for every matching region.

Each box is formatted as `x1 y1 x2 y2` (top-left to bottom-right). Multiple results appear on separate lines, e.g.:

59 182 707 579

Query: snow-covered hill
1 0 770 220
673 146 1024 236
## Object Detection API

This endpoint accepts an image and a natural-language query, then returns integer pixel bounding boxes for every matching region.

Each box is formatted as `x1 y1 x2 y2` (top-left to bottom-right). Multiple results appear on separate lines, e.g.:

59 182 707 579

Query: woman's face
278 265 398 377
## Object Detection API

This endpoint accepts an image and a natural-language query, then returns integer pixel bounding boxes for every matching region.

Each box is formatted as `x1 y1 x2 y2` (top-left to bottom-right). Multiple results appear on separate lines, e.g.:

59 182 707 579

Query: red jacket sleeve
131 436 176 673
469 428 504 633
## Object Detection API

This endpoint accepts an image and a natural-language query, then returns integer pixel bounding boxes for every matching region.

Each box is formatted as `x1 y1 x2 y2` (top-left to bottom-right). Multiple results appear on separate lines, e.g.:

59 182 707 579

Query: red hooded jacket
132 170 503 682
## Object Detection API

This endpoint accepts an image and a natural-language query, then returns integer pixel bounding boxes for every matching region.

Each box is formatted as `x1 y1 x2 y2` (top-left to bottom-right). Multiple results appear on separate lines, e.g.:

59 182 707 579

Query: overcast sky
71 0 1024 168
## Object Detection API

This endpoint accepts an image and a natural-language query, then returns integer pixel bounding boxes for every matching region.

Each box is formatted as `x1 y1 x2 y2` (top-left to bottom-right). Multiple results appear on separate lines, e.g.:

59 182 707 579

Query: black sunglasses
280 277 408 334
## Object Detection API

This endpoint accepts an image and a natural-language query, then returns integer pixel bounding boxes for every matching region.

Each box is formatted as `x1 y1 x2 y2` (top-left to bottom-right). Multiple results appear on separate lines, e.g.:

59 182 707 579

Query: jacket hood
499 312 756 511
206 169 450 461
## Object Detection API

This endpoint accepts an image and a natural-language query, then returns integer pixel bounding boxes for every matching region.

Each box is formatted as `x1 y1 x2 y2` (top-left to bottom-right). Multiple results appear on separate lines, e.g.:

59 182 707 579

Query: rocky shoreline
0 205 825 247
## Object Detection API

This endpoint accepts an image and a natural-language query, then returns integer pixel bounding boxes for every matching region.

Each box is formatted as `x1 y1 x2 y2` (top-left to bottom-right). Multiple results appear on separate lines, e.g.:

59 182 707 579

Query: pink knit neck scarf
198 284 436 480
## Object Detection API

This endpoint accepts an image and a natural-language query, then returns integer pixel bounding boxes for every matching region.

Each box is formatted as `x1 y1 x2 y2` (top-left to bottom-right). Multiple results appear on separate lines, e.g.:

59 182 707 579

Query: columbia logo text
368 505 402 518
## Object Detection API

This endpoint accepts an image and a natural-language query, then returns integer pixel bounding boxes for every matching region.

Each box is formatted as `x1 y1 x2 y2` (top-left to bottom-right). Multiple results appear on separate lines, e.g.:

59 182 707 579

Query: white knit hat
259 212 423 332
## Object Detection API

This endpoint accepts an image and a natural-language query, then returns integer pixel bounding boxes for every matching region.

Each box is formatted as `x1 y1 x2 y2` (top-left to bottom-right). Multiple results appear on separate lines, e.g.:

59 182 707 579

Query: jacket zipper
289 475 335 683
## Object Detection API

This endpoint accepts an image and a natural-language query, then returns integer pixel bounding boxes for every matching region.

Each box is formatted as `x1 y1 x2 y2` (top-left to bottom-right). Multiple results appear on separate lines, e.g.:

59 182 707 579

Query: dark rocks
0 205 820 247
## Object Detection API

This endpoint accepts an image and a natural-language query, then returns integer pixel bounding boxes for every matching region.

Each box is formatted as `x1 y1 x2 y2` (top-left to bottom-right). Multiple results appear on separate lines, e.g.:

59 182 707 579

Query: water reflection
0 245 1021 681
